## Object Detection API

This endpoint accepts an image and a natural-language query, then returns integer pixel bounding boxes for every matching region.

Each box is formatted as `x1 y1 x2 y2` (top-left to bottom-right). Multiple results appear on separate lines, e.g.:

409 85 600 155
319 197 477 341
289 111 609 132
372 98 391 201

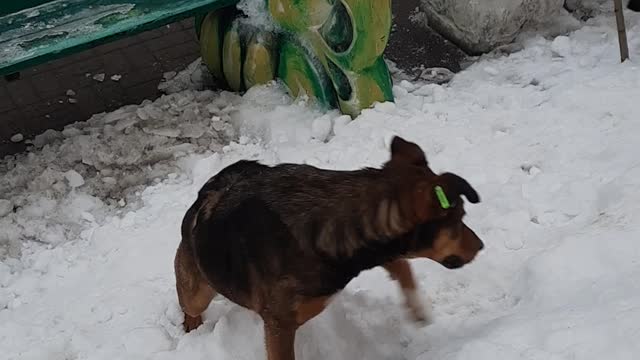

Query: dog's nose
442 255 465 269
478 240 484 251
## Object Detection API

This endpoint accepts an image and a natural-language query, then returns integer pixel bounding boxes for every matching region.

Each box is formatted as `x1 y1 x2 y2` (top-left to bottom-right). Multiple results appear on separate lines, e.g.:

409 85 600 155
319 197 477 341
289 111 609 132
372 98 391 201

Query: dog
174 136 484 360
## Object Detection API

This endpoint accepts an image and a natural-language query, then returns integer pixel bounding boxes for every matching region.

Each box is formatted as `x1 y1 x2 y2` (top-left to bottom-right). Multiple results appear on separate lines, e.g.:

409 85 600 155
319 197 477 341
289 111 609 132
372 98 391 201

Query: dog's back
184 160 400 306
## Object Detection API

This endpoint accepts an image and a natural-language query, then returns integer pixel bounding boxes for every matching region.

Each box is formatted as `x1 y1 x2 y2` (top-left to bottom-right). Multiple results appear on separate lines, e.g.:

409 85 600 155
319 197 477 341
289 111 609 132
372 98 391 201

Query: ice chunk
64 170 85 188
311 115 333 142
0 200 12 218
551 36 572 57
10 133 23 143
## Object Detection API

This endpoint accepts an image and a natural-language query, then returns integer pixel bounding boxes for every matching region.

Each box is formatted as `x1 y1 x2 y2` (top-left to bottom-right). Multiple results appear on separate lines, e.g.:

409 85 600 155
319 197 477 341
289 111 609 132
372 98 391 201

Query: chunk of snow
375 102 396 113
114 118 138 132
163 71 177 80
419 67 455 84
63 170 85 188
0 199 12 217
32 129 62 147
483 66 500 76
10 133 23 143
551 35 572 57
311 115 333 142
333 115 352 135
142 127 181 138
103 108 133 124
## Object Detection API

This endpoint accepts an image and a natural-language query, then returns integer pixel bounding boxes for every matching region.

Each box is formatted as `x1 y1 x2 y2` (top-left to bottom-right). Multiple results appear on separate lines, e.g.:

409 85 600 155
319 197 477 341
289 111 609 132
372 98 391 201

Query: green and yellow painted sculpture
196 0 394 117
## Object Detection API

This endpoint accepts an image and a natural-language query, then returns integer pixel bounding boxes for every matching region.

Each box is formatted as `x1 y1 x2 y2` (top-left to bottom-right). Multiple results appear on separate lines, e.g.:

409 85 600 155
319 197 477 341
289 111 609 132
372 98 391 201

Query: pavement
386 0 467 77
0 19 201 157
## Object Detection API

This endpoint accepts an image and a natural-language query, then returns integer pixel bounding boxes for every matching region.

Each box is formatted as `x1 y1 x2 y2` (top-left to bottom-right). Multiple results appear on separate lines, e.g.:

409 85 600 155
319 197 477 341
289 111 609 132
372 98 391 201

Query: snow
418 0 574 54
2 12 640 360
92 73 106 82
0 200 12 218
551 35 573 57
565 0 613 19
63 170 85 188
158 60 215 94
236 0 276 32
10 133 24 143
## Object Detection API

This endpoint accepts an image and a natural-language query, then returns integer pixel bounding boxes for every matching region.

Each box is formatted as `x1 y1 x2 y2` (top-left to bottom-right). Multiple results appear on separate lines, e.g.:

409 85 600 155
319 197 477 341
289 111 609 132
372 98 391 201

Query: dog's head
385 136 484 269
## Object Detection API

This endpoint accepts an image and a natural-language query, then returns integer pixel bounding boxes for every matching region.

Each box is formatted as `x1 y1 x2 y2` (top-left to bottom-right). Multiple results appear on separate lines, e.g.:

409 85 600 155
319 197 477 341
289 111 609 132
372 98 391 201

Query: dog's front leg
383 259 433 326
263 316 297 360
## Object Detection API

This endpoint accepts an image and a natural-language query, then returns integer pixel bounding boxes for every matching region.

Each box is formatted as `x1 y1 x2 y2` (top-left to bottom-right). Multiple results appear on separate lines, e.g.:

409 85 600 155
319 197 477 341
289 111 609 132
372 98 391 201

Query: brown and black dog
174 136 484 360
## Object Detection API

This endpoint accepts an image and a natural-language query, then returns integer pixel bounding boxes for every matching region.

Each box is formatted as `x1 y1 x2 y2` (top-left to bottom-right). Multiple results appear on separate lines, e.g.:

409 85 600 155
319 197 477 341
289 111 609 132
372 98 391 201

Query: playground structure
196 0 393 117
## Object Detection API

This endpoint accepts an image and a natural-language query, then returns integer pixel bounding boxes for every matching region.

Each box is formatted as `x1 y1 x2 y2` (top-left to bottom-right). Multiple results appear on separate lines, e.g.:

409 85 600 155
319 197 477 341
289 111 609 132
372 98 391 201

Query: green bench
0 0 394 117
0 0 236 76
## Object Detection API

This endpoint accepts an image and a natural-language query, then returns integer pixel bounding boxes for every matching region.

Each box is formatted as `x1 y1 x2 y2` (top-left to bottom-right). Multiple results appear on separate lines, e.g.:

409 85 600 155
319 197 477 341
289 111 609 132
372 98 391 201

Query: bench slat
0 1 51 17
0 0 237 76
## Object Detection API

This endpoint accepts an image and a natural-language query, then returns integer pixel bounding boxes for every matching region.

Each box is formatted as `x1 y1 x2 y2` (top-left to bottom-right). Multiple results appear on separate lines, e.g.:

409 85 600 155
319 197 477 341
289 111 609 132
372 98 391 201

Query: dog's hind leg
263 317 297 360
174 239 217 332
383 259 433 326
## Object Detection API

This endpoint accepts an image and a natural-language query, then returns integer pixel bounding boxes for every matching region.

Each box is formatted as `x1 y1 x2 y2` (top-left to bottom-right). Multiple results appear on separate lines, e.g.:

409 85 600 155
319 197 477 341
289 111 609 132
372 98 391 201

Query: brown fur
173 136 485 360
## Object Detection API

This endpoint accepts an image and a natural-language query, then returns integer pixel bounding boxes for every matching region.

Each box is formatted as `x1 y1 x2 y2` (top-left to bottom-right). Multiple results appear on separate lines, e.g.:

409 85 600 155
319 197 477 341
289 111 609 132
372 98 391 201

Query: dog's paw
183 314 204 333
406 291 434 327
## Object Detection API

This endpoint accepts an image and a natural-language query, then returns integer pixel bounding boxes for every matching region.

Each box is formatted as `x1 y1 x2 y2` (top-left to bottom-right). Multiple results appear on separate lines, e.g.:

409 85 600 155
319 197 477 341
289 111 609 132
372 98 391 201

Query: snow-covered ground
2 12 640 360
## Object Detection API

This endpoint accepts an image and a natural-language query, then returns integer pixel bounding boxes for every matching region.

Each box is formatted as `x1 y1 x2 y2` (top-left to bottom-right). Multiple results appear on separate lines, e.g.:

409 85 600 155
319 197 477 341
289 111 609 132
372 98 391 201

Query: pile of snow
419 0 578 54
158 59 216 95
565 0 613 19
0 89 239 258
1 12 640 360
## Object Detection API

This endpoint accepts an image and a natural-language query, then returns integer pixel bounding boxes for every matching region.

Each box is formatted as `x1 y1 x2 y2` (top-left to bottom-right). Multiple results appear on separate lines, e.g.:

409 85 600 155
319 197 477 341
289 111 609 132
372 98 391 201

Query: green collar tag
434 186 451 209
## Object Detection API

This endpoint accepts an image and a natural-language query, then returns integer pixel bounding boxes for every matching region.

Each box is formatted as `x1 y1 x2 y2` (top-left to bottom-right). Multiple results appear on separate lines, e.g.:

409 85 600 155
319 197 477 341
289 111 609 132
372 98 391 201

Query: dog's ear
390 136 428 167
412 174 480 222
438 173 480 204
413 181 448 222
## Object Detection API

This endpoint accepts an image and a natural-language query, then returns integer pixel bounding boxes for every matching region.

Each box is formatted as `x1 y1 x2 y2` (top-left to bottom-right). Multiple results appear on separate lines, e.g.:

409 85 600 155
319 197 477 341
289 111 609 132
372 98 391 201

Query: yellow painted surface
222 25 243 91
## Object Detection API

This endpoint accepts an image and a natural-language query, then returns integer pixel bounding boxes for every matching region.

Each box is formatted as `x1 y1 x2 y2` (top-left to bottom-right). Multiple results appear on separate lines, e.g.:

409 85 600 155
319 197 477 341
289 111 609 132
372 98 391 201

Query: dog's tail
630 0 640 12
